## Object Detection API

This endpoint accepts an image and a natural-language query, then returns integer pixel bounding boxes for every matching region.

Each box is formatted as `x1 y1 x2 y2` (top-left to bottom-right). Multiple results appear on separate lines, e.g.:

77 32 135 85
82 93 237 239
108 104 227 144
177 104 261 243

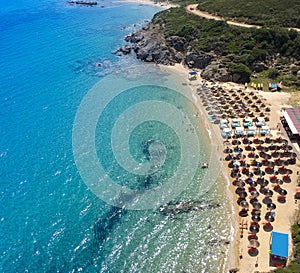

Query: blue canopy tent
270 231 289 267
188 71 197 80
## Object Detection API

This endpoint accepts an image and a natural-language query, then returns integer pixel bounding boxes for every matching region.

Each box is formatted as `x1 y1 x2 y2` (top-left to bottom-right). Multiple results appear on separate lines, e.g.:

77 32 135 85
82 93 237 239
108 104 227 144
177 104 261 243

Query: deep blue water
0 1 231 272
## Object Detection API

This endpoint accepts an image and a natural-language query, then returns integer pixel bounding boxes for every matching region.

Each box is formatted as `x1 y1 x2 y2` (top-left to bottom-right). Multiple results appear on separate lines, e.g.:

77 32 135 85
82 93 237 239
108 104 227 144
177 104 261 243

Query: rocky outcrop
184 51 214 69
119 22 250 83
251 62 268 73
201 61 251 83
123 23 184 65
201 62 232 82
114 45 132 56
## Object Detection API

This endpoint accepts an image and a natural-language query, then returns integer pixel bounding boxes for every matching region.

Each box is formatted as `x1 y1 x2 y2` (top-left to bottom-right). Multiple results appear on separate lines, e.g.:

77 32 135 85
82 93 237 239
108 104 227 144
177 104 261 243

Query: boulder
165 36 186 52
184 51 213 69
201 63 232 82
114 45 132 56
252 62 268 73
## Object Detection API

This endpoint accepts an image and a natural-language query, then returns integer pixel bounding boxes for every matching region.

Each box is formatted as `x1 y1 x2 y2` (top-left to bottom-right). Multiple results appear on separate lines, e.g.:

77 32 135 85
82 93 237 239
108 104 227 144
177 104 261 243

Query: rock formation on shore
117 6 300 87
121 22 251 83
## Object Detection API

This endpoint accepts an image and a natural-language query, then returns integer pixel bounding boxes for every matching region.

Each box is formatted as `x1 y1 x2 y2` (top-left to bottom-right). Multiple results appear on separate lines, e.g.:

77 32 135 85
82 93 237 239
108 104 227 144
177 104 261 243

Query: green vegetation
197 0 300 28
153 7 300 87
273 223 300 273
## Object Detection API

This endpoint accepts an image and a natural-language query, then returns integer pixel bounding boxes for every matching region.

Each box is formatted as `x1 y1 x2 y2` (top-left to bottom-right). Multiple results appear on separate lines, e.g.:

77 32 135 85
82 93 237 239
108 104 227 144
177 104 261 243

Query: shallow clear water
0 1 232 272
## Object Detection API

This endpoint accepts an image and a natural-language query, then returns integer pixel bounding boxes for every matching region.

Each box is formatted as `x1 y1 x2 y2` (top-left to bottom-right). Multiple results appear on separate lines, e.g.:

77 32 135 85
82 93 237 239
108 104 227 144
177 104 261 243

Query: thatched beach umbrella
251 215 261 223
271 151 280 158
231 172 241 178
239 191 248 198
253 138 263 144
252 160 262 167
249 239 260 248
264 189 273 197
265 166 274 174
276 179 284 185
265 214 275 222
233 179 245 187
270 175 278 182
224 147 233 154
235 187 245 195
240 200 249 208
245 145 253 151
275 137 284 144
232 139 241 145
268 145 277 151
279 189 287 196
267 203 276 210
278 166 288 174
251 191 260 198
252 202 262 210
265 137 273 144
267 161 275 167
259 179 269 187
281 150 291 157
242 167 250 175
273 184 281 192
260 146 269 153
242 137 251 144
283 160 290 166
249 180 258 187
250 225 259 233
225 154 233 161
253 169 263 176
283 145 293 151
261 159 269 166
282 175 291 182
274 159 284 166
248 152 257 158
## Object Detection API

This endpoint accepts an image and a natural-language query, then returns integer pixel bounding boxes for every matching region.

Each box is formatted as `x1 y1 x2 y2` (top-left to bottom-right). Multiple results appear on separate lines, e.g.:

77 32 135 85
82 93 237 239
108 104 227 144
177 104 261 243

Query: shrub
268 68 280 79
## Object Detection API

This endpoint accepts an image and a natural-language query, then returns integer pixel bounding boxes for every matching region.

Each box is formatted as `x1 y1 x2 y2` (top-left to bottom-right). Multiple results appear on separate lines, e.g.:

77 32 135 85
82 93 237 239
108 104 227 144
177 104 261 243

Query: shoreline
160 63 238 272
160 63 299 272
120 0 178 9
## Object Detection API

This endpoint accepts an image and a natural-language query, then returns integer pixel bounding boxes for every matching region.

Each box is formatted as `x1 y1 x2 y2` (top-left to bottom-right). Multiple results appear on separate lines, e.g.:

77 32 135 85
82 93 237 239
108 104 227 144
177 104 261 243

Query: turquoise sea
0 1 232 272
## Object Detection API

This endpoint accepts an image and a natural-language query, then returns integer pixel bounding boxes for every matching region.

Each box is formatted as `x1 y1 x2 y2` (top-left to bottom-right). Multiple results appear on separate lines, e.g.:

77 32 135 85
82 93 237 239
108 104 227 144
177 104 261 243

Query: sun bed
256 117 265 127
231 118 240 128
235 126 244 136
243 118 252 128
260 125 270 135
222 127 232 138
247 126 257 136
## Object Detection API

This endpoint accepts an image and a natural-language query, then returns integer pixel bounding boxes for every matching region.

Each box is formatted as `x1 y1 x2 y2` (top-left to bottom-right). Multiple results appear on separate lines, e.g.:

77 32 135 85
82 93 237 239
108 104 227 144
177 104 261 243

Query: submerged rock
158 200 221 216
67 1 98 6
208 239 231 246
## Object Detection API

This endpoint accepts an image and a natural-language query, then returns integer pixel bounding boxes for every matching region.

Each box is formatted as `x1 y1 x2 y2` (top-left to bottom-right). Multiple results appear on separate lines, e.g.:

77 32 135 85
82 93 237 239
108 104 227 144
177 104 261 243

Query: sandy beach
162 63 299 273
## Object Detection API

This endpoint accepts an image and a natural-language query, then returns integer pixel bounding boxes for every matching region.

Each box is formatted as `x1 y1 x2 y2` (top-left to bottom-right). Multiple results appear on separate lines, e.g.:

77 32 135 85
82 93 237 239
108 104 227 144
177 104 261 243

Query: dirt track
186 4 300 32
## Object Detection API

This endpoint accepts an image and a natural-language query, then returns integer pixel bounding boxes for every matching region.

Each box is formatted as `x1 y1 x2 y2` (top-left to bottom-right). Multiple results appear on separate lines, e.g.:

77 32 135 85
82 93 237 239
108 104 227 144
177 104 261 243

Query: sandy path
186 4 300 32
